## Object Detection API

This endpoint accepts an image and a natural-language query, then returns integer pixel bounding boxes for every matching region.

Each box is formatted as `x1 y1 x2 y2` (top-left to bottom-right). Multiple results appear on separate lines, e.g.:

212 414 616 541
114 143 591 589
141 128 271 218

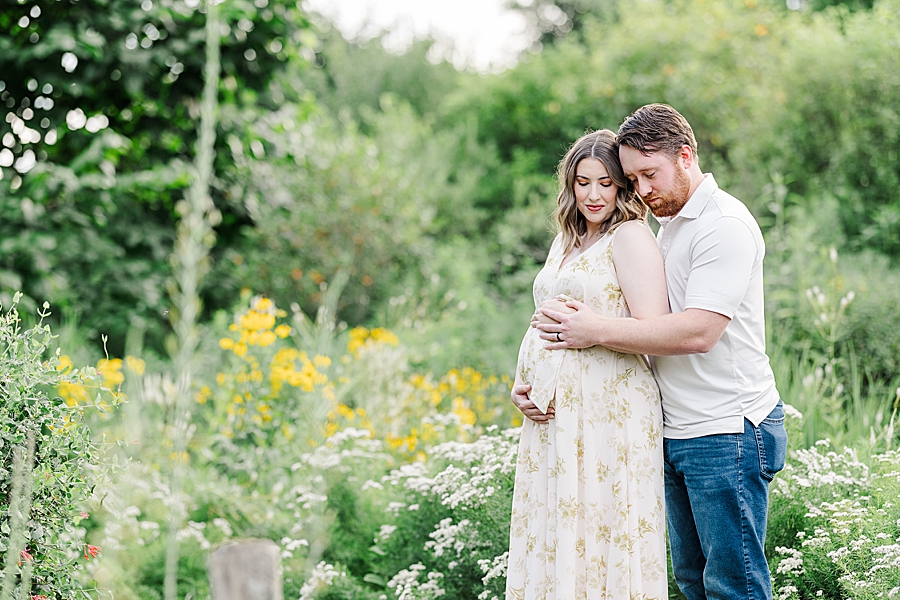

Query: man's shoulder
700 188 760 230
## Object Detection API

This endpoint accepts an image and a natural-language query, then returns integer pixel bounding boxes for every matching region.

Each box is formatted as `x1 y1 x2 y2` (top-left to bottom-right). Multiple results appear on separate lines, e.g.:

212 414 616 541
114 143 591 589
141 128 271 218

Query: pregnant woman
506 129 669 599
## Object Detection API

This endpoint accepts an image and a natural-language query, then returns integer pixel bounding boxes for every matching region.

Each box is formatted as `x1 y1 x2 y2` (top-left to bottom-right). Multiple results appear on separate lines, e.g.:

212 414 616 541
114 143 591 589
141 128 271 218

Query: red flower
79 511 90 519
83 545 101 560
18 549 33 565
32 596 48 600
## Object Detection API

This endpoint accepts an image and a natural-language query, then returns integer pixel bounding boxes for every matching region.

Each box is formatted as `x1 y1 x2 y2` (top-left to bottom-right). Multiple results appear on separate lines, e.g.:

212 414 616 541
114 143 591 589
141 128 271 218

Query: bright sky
302 0 531 71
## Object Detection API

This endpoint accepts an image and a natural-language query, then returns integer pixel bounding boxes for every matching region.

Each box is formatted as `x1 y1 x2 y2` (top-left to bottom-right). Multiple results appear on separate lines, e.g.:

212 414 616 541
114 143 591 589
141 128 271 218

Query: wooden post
209 539 283 600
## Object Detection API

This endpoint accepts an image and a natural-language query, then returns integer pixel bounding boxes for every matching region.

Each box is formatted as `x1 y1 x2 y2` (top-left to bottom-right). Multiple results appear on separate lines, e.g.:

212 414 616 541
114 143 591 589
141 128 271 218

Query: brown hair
616 103 698 160
555 129 648 257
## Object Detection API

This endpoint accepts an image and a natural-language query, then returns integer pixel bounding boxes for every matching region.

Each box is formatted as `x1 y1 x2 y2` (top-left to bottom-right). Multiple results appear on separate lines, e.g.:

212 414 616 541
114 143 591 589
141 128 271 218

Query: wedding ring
556 332 562 342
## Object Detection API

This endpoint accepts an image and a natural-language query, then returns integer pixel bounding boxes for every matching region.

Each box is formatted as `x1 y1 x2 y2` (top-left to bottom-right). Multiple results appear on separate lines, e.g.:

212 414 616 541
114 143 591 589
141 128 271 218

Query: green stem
1 435 35 600
162 1 221 598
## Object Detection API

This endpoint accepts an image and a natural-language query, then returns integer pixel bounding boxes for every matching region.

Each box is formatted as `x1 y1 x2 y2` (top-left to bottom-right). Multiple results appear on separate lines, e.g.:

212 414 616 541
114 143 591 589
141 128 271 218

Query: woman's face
573 157 618 234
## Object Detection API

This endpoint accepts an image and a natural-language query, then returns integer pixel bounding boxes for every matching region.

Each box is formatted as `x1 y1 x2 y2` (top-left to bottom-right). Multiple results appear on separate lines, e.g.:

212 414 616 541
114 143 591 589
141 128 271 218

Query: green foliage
0 0 315 352
767 440 900 599
769 0 900 256
231 103 444 326
374 430 516 600
0 297 100 598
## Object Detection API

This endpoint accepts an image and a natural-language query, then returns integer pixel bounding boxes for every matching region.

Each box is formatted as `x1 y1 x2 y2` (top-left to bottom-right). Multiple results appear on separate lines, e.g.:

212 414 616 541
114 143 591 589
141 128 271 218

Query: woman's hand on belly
531 297 577 327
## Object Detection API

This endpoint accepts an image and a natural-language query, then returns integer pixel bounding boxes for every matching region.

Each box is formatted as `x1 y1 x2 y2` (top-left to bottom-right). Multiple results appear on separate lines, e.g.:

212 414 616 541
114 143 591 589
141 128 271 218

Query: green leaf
363 573 387 587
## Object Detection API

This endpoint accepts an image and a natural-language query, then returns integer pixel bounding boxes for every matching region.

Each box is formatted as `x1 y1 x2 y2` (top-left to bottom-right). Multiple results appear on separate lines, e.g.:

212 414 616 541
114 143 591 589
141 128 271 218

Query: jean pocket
756 401 788 481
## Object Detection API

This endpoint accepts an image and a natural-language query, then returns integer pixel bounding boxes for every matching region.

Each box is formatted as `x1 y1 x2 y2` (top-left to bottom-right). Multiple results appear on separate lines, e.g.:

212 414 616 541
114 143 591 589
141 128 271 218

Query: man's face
618 145 691 218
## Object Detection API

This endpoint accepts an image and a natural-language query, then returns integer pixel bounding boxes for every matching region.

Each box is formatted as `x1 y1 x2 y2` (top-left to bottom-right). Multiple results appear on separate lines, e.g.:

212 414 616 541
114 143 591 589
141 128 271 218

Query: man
512 104 787 599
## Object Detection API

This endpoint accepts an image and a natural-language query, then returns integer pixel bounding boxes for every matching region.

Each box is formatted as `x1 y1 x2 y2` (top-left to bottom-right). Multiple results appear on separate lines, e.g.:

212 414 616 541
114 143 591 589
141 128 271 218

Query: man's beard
648 167 691 218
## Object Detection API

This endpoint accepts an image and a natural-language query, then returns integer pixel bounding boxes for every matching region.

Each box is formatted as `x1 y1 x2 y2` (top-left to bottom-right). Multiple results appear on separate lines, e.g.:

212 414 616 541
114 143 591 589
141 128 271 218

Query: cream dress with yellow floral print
506 227 666 600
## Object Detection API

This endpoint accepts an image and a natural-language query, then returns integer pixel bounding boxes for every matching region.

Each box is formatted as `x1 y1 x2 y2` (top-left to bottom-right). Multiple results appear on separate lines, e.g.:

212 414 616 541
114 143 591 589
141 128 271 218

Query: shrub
0 296 104 598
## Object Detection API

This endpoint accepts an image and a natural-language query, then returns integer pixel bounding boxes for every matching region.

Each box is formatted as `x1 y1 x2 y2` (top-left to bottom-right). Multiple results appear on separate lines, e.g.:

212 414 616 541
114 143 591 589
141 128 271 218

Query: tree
0 0 315 351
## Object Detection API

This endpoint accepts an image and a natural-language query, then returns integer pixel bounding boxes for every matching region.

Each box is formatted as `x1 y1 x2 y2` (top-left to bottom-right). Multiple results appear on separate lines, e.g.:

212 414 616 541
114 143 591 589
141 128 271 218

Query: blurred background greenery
3 0 900 597
3 0 899 417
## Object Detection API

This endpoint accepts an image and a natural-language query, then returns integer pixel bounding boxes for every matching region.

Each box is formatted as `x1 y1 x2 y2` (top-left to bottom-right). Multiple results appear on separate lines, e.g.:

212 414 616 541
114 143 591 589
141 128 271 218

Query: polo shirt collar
674 173 717 220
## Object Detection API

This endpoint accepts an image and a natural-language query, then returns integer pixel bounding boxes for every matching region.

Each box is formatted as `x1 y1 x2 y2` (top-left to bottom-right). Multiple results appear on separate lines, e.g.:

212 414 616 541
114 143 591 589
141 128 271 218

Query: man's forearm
592 310 728 356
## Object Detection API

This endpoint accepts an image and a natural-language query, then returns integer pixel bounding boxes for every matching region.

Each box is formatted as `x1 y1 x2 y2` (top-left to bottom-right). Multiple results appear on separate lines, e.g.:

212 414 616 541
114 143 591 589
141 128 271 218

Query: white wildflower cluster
99 504 161 550
425 518 471 558
212 517 233 537
477 551 508 585
299 561 346 600
775 441 872 497
775 546 805 575
279 536 308 559
800 527 831 549
775 583 798 600
285 482 328 511
376 524 398 543
383 429 518 511
362 479 385 491
386 501 408 517
772 441 900 598
423 411 476 437
782 403 803 420
386 563 446 600
175 520 211 550
295 428 389 471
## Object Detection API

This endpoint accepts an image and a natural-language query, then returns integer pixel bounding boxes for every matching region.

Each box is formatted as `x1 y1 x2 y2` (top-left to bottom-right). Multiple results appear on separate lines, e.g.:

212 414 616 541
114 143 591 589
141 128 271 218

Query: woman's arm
611 221 669 319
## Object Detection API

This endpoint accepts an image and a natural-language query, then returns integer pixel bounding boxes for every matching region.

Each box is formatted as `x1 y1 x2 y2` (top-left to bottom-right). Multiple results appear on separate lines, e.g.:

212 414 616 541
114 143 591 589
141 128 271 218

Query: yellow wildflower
254 297 273 312
233 342 248 357
57 355 74 374
370 328 399 346
241 310 275 332
275 324 291 338
97 358 125 387
258 330 277 347
125 356 146 376
219 337 235 350
452 397 476 426
58 381 90 407
195 385 211 404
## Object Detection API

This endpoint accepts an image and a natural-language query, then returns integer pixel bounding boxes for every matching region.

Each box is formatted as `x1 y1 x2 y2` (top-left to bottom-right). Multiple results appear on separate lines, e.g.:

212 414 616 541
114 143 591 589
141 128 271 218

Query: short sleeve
544 232 564 268
683 217 758 319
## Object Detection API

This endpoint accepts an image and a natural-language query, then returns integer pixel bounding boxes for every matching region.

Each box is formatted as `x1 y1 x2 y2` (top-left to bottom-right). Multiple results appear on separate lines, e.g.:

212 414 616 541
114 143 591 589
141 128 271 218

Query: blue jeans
663 401 787 600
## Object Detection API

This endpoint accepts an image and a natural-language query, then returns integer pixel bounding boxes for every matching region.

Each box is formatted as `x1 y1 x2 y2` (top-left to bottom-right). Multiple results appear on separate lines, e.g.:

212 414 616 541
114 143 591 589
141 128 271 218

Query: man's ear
679 144 694 169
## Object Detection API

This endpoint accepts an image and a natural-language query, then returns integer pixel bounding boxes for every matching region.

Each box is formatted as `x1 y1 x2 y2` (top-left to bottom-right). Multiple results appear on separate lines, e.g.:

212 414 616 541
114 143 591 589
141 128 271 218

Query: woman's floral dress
506 227 666 600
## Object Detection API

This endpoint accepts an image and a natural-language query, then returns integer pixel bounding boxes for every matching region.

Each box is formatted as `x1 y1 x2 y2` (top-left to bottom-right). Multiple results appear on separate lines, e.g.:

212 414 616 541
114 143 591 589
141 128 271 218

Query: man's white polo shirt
652 174 779 439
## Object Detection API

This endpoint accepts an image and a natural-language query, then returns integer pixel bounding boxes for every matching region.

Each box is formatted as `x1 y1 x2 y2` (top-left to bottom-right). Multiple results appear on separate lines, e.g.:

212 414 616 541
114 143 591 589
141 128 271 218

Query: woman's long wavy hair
555 129 648 258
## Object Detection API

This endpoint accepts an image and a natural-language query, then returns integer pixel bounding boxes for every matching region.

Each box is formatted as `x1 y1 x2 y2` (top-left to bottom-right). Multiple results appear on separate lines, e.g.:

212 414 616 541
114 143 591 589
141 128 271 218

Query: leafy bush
0 297 104 598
